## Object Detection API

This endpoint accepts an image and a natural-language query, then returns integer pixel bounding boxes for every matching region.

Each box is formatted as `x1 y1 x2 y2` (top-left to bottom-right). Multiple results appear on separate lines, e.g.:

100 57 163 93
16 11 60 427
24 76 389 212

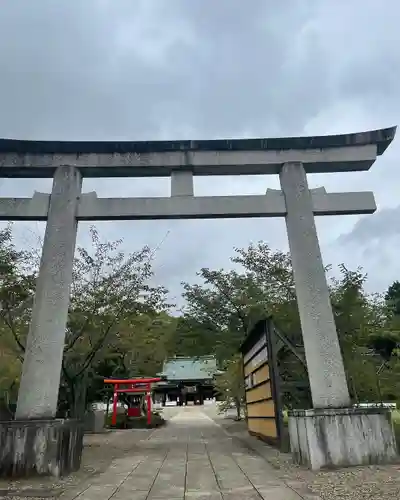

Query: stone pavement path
62 407 312 500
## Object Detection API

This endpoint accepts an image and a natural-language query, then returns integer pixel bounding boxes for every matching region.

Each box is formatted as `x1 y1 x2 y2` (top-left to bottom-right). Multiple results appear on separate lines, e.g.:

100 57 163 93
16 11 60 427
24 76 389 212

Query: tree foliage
214 355 245 420
385 280 400 316
1 226 174 418
180 242 400 409
0 224 36 408
2 227 400 420
180 243 300 362
59 227 173 417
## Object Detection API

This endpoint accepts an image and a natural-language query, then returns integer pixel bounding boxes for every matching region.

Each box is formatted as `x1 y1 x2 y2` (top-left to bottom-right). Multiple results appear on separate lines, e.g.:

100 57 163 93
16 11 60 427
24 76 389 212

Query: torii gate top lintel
0 126 396 178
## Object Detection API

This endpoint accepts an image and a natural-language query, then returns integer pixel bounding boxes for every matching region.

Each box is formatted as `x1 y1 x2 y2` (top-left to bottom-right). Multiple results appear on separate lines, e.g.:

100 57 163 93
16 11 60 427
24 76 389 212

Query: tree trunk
234 397 241 421
71 374 89 420
105 393 111 424
0 398 12 420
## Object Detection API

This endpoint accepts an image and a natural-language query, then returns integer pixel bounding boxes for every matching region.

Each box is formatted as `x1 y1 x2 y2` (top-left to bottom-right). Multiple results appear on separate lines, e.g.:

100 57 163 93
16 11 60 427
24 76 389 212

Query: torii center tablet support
0 127 397 473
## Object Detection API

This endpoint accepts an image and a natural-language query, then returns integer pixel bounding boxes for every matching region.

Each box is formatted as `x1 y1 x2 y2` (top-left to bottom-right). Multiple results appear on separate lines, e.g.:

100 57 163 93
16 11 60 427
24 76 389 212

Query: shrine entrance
0 126 397 474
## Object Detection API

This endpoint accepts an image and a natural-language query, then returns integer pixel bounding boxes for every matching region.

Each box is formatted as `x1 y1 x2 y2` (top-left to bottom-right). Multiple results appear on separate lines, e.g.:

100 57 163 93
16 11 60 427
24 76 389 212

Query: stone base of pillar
0 419 84 477
288 407 397 470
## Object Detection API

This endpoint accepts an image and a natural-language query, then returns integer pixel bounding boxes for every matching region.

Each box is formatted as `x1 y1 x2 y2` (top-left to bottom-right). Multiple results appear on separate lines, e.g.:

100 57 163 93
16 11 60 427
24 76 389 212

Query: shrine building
153 356 221 405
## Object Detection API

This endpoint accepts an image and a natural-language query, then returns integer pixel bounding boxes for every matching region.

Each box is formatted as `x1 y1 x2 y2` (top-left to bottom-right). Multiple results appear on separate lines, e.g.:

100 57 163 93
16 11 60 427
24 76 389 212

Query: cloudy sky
0 0 399 304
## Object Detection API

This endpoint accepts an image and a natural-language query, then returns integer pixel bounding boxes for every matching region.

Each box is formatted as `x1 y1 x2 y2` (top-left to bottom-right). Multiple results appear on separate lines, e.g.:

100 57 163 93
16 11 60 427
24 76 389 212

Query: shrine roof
158 356 219 382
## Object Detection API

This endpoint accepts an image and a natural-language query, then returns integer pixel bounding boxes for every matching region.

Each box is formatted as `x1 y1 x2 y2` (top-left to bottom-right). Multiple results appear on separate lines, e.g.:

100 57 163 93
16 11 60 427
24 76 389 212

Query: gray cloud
338 207 400 246
333 206 400 293
0 0 400 300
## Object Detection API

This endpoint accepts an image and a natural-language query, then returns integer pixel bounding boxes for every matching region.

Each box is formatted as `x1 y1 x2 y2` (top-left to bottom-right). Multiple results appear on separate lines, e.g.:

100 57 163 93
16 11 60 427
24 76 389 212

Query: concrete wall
0 419 83 477
288 407 398 470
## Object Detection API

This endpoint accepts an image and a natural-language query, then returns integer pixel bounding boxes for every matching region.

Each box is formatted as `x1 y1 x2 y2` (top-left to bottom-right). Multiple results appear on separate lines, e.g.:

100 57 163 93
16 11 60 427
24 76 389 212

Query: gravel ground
216 416 400 500
0 428 154 499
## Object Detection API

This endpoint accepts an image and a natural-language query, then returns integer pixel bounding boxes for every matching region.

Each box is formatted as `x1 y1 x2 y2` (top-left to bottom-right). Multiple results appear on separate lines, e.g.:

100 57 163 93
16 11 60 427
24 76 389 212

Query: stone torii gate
0 126 397 474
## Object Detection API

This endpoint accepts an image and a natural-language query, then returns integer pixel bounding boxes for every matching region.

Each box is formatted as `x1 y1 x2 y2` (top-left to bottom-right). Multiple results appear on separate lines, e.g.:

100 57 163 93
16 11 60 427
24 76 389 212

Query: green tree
179 243 400 409
214 355 245 420
179 243 306 407
0 225 175 418
180 242 301 362
361 280 400 404
329 266 400 404
82 310 177 411
109 310 178 378
0 224 36 410
59 227 172 418
385 280 400 316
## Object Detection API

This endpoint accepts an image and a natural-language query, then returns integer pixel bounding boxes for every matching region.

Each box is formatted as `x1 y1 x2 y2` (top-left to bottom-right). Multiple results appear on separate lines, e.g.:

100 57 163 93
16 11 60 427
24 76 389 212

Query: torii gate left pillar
16 166 82 420
0 167 84 478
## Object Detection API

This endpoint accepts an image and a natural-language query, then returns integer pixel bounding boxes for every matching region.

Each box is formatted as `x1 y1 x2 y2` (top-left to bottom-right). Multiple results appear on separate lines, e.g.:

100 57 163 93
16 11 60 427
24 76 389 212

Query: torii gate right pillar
280 161 350 409
280 162 397 470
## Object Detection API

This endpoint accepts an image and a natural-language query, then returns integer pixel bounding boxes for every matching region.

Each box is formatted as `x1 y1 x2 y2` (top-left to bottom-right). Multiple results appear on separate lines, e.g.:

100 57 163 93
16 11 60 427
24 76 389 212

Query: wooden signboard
240 318 283 447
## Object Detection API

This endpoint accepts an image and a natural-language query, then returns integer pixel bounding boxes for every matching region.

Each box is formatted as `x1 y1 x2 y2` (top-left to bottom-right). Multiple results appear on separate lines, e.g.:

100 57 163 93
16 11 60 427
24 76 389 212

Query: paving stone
58 408 298 500
112 492 152 500
222 493 262 500
186 460 219 491
258 486 303 499
74 484 118 500
148 483 185 498
221 485 262 497
184 493 222 500
248 477 286 489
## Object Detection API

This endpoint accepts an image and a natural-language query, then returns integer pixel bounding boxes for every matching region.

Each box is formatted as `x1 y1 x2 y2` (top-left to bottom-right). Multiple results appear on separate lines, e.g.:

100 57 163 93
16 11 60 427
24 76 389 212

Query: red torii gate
104 377 161 426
